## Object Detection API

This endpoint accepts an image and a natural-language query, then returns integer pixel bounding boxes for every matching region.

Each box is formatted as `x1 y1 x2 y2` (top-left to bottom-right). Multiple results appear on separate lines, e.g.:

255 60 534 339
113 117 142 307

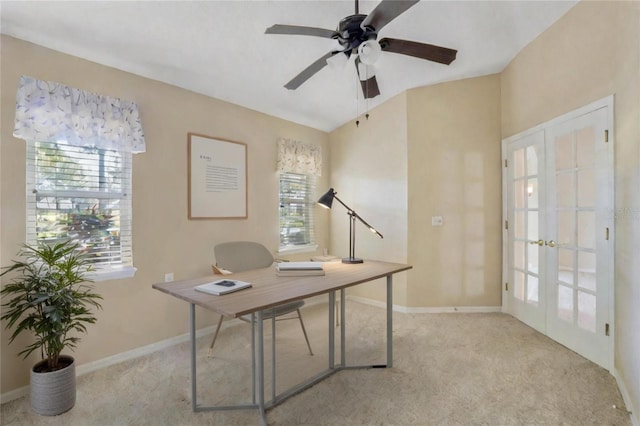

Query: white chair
208 241 314 356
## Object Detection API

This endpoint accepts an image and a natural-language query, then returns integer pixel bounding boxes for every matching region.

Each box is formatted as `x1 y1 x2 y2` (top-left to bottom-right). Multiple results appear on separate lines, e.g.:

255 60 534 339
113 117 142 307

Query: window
279 172 317 252
13 76 145 281
26 140 134 280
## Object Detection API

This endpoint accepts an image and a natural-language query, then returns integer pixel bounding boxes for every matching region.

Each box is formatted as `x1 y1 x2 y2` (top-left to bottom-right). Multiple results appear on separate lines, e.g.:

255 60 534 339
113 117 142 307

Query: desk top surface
152 260 412 318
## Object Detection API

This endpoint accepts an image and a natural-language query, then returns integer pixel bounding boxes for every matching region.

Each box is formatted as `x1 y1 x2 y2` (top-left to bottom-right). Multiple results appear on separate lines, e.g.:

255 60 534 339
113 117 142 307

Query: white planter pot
30 355 76 416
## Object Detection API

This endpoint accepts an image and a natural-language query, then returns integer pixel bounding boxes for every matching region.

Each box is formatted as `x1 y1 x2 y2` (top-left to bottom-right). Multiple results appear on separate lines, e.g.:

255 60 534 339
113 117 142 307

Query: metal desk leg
271 308 276 403
328 291 335 369
340 288 346 367
190 303 197 412
387 275 393 368
257 310 266 426
251 313 256 404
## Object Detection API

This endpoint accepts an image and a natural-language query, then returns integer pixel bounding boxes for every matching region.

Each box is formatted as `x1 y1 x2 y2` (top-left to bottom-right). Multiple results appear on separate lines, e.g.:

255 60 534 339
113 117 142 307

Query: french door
502 98 613 370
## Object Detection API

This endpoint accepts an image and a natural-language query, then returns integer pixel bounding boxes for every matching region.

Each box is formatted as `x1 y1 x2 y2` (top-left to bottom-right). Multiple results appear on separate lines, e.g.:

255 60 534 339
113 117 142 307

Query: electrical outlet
164 273 174 282
431 216 443 227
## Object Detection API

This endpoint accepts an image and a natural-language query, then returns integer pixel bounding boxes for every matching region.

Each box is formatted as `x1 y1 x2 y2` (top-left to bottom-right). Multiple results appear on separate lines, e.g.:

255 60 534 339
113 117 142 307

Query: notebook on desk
275 261 325 276
276 261 323 271
194 279 252 295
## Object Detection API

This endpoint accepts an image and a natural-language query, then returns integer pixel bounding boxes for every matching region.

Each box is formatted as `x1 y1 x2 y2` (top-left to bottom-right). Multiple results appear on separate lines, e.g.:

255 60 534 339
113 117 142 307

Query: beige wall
328 74 502 310
327 93 409 305
0 36 330 394
501 1 640 421
407 74 503 308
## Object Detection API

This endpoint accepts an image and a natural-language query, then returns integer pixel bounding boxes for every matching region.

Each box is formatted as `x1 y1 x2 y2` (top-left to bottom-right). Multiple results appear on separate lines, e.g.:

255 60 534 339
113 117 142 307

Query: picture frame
188 133 247 219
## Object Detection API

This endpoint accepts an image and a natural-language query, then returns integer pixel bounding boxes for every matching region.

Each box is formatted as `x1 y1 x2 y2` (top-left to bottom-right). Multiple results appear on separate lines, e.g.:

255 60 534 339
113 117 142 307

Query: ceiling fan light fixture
357 61 376 81
358 39 382 65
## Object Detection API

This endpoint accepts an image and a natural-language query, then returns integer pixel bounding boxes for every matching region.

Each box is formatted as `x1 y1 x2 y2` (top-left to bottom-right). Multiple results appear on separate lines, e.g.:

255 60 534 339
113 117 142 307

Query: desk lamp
317 188 383 264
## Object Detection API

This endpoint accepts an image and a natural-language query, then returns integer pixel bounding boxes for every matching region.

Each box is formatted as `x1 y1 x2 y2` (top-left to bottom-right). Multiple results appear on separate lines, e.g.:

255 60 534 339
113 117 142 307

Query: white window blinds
279 172 317 251
26 141 133 277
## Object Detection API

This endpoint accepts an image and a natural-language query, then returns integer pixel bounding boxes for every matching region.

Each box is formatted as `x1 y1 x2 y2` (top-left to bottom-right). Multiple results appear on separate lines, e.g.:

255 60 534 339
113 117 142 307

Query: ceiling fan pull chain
355 68 360 127
364 63 370 121
366 65 370 120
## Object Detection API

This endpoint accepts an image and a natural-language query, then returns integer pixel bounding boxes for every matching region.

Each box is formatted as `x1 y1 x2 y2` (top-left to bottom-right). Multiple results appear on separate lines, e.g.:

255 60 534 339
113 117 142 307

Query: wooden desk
153 260 412 425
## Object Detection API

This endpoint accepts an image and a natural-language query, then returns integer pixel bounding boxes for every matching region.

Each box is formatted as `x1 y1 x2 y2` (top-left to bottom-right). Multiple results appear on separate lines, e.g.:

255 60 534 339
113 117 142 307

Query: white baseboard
0 385 29 405
346 295 502 314
75 319 243 376
614 367 638 426
0 318 242 404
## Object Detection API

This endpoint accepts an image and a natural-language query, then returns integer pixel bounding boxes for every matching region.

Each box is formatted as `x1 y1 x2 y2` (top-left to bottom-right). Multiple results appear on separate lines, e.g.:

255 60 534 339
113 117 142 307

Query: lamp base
342 257 364 264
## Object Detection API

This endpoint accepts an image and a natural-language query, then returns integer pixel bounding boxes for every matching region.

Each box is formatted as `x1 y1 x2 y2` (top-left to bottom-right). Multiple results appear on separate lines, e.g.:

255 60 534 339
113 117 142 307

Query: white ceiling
0 0 578 132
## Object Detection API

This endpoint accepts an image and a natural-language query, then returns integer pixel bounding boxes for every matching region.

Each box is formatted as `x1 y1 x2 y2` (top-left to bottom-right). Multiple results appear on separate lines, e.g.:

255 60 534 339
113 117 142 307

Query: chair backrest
214 241 274 273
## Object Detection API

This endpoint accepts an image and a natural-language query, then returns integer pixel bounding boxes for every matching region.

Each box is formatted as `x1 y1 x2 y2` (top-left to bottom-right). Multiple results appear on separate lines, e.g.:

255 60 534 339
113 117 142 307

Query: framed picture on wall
188 133 247 219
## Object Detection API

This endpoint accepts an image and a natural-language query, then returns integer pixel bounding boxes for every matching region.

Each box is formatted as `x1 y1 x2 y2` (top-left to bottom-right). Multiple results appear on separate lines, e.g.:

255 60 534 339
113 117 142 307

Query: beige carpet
0 301 631 425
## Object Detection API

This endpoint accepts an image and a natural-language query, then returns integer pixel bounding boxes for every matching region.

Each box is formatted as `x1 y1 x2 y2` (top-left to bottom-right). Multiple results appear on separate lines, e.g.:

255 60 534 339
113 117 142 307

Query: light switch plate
431 216 443 227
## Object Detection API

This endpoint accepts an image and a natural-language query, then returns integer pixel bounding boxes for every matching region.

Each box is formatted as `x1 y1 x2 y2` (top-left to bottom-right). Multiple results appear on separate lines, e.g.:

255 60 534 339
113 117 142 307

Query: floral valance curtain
13 75 146 153
276 138 322 176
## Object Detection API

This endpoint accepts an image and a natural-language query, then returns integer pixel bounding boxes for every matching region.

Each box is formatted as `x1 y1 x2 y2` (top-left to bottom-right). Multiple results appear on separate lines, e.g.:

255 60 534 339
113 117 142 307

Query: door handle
529 239 544 246
546 240 556 248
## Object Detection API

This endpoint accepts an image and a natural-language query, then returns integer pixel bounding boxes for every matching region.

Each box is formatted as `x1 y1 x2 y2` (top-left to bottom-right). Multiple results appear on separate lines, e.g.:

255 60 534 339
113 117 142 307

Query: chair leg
296 309 314 356
207 315 225 357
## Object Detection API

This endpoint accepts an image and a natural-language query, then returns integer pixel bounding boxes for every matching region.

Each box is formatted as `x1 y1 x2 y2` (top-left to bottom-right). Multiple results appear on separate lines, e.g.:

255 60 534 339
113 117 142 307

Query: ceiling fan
265 0 457 99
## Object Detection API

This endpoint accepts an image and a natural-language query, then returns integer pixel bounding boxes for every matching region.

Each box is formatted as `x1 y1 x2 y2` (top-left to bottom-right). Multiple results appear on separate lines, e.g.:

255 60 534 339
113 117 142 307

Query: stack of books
276 261 325 276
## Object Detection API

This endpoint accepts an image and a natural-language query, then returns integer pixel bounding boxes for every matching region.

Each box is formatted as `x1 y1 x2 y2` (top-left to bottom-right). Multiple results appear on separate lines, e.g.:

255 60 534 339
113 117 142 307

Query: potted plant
0 240 102 415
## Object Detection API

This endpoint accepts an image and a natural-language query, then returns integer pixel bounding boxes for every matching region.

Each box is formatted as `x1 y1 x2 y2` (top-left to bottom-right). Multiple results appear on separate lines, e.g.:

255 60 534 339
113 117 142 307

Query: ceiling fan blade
265 24 336 39
379 38 457 65
360 0 419 32
285 51 335 90
360 75 380 99
354 57 381 99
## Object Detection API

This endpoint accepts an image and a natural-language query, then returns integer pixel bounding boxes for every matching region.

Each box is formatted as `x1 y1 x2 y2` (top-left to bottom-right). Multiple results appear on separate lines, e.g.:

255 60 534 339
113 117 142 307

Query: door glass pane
576 126 595 168
578 252 596 291
558 248 574 285
578 291 596 332
528 178 538 208
515 270 525 301
556 133 574 171
514 179 525 208
556 172 575 208
514 241 525 270
514 211 525 239
557 211 575 245
558 285 574 323
577 168 595 207
513 149 525 178
577 211 595 249
527 275 539 305
526 145 538 176
527 243 539 273
527 211 539 242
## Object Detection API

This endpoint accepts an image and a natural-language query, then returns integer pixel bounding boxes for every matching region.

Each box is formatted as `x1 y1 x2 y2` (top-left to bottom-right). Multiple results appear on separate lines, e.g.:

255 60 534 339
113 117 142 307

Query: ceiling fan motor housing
335 14 377 51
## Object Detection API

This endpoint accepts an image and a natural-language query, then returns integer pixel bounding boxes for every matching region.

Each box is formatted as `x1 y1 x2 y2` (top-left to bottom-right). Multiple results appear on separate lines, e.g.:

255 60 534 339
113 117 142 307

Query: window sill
277 244 318 255
87 266 137 282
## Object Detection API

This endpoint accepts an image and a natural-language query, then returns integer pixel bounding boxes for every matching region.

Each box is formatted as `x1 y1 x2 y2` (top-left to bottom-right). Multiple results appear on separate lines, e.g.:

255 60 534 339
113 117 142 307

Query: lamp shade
358 39 382 66
317 188 336 209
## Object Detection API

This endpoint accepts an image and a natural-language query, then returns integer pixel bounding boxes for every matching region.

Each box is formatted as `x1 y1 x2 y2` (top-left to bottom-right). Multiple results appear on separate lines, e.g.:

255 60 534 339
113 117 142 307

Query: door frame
501 95 614 371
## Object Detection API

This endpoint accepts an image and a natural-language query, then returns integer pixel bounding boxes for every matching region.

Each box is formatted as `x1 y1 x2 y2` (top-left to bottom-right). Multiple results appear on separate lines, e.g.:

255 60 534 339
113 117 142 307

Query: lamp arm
353 212 384 239
331 194 352 212
333 194 383 239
